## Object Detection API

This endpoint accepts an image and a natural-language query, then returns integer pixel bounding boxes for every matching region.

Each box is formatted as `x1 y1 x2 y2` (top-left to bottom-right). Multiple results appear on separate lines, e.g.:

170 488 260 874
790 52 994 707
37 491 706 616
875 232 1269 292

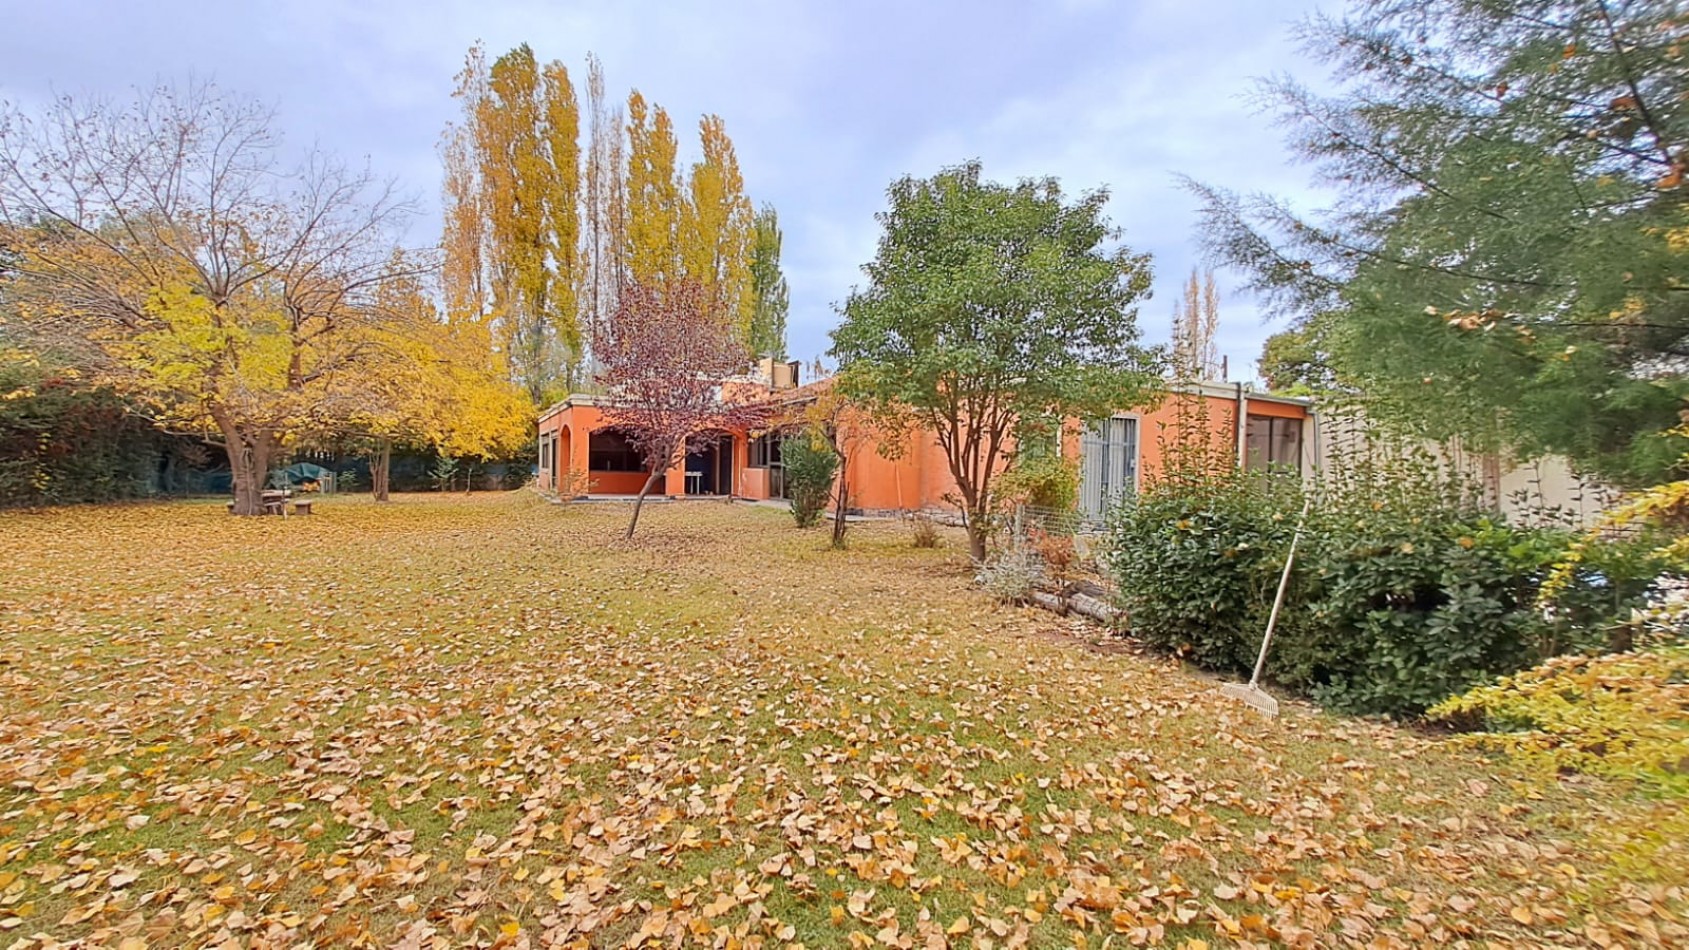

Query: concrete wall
1313 406 1618 528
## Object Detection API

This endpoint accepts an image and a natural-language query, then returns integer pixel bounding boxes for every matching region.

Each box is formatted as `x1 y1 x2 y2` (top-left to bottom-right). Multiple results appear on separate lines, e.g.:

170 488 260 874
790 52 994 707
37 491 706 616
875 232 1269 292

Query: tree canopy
0 83 426 514
1194 0 1689 487
832 161 1160 559
444 45 781 395
748 205 790 360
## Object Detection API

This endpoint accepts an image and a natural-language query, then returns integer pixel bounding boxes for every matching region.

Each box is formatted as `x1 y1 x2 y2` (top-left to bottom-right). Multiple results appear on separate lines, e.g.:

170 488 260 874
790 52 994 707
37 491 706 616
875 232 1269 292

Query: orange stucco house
536 359 1316 523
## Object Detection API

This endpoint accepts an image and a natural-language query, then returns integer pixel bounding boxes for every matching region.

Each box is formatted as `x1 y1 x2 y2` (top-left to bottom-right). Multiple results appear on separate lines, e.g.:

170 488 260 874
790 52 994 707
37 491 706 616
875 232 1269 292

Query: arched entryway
557 425 573 492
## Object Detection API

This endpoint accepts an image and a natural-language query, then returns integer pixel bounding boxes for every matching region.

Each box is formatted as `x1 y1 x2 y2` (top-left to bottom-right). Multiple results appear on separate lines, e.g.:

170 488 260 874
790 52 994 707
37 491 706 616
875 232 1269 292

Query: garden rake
1219 493 1313 717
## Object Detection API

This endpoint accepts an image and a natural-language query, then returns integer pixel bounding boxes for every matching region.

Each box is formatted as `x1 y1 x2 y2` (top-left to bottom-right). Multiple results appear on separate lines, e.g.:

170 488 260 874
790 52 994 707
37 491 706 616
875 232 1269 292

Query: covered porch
536 396 750 500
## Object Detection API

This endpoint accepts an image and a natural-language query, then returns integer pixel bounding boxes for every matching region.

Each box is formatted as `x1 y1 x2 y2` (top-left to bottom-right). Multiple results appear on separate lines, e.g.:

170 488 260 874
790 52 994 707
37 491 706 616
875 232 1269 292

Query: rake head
1219 682 1280 717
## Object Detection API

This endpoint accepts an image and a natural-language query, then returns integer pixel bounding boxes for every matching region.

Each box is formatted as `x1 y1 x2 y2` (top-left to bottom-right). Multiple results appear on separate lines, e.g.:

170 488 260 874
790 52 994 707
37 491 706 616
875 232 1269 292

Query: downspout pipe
1234 383 1249 469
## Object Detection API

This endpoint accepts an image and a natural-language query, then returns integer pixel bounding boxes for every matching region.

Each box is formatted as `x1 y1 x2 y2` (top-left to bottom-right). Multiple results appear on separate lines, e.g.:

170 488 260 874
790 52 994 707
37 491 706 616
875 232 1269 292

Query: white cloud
2 0 1340 380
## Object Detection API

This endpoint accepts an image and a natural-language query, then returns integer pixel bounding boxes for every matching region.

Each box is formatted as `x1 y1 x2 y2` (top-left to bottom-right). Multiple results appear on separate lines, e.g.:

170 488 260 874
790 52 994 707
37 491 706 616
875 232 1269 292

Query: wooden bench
228 491 299 515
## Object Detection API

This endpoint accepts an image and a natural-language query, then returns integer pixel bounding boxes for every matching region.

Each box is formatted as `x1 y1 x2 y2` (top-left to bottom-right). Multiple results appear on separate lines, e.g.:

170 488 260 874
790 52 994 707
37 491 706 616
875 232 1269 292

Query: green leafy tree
1257 317 1340 394
1190 0 1689 488
832 161 1160 560
749 205 790 359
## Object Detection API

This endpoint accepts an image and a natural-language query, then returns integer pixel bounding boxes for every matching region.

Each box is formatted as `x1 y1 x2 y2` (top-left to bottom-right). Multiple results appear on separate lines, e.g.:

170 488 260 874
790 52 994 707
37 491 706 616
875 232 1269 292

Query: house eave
538 392 601 427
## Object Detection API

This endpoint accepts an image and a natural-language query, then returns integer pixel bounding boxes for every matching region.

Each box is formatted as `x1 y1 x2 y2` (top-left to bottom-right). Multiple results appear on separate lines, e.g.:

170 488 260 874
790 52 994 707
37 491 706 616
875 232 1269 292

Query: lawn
0 493 1683 949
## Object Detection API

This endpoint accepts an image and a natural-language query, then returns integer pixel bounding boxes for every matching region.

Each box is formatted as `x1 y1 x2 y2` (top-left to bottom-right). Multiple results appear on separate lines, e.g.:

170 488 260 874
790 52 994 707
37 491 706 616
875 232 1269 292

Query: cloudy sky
2 0 1334 380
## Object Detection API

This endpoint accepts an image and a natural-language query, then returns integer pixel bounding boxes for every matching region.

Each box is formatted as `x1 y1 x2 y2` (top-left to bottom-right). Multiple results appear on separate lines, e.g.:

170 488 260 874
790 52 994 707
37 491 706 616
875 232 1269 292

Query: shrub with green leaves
977 546 1045 604
1 348 175 506
782 432 838 528
1289 510 1555 715
1102 456 1671 717
1103 472 1304 674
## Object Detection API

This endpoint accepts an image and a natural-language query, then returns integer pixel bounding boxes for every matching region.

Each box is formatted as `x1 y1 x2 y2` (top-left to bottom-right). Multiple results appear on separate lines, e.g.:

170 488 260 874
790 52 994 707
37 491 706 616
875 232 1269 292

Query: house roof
538 374 1313 428
1172 379 1314 408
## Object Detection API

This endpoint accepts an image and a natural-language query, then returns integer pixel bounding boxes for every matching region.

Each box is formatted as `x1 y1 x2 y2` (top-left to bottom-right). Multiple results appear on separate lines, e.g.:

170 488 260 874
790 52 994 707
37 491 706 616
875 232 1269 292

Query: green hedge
1102 470 1670 717
0 352 181 507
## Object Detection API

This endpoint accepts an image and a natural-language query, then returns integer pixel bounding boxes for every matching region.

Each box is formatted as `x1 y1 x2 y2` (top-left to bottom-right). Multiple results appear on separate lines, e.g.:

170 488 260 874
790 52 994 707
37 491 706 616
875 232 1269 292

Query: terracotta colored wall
1130 393 1241 485
841 427 920 511
540 403 684 496
1063 390 1311 486
741 466 771 501
538 388 1310 509
587 471 656 494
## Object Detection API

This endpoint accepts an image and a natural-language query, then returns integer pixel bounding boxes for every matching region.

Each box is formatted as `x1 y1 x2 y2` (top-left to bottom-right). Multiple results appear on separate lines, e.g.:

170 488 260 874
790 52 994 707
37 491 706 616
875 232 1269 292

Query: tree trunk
965 508 988 562
224 422 274 516
831 470 850 549
371 438 392 502
625 466 667 539
159 451 177 496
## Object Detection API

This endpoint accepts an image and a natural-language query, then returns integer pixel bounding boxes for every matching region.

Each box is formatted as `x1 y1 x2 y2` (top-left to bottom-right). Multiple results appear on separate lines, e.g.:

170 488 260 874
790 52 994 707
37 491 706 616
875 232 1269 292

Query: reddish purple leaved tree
594 281 769 539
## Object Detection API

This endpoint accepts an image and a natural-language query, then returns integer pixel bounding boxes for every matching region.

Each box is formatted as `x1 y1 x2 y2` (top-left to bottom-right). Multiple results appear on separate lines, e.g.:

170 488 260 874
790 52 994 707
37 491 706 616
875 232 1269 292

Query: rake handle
1248 494 1312 690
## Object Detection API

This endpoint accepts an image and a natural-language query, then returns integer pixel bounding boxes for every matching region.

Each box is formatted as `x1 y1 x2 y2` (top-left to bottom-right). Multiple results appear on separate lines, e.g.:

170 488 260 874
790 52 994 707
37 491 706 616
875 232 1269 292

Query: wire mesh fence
1011 502 1099 538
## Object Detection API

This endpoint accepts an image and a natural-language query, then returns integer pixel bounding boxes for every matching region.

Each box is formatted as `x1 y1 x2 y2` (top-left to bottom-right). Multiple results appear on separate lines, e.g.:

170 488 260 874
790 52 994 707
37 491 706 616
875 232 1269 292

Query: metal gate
1080 417 1137 523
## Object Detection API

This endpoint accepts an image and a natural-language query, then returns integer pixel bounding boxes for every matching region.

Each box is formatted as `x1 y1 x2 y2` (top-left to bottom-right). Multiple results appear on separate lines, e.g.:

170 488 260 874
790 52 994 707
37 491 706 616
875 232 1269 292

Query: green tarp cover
279 463 332 483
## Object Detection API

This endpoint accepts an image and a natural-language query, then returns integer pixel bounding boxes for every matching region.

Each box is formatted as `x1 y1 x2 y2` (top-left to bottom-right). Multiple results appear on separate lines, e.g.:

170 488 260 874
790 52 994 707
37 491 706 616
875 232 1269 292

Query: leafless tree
594 280 766 538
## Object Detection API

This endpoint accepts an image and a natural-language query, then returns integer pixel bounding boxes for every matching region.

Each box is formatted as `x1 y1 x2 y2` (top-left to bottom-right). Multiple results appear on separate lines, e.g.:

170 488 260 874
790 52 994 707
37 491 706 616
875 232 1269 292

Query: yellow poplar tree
625 90 683 290
680 115 755 336
441 75 487 328
483 46 556 405
543 60 582 380
442 42 584 406
1170 268 1221 381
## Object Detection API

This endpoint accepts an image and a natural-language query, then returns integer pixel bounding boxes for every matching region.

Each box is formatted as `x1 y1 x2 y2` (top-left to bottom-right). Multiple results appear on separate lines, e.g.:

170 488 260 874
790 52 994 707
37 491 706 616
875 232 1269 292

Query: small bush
1288 512 1556 715
783 432 838 528
910 512 939 548
1033 529 1076 577
978 547 1045 604
1430 643 1689 793
997 452 1080 518
1103 472 1303 673
431 456 460 493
